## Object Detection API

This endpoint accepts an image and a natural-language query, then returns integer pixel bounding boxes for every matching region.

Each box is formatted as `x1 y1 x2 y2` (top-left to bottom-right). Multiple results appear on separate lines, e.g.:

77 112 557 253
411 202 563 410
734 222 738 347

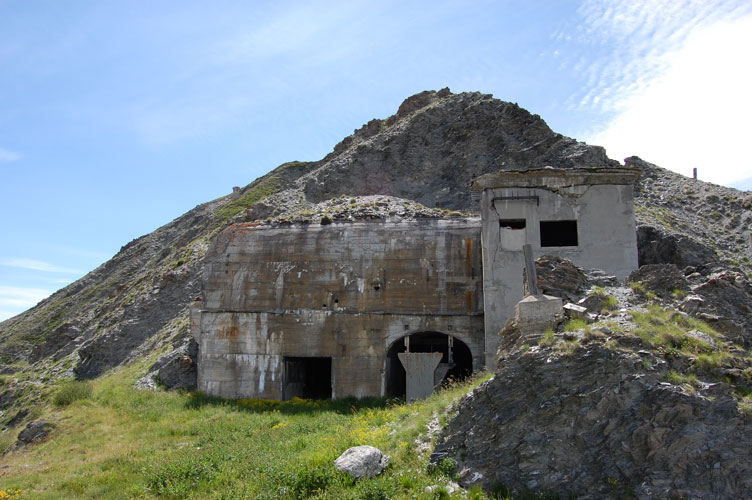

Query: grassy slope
4 297 751 499
0 367 493 500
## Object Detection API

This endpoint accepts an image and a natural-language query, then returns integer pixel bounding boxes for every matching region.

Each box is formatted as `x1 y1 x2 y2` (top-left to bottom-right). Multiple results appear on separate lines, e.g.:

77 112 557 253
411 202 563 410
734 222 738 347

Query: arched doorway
385 332 473 397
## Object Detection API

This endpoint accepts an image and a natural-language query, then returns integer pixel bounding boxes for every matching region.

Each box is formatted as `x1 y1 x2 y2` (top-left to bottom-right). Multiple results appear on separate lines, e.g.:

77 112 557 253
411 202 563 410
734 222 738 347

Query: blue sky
1 0 751 321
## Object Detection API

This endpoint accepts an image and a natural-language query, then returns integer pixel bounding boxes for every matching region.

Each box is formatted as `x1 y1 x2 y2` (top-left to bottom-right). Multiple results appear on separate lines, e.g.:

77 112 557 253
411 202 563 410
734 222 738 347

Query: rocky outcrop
691 271 752 345
15 420 54 448
293 90 618 212
147 338 199 390
628 263 690 298
433 319 752 499
631 156 750 274
625 263 752 346
533 255 589 302
636 225 718 271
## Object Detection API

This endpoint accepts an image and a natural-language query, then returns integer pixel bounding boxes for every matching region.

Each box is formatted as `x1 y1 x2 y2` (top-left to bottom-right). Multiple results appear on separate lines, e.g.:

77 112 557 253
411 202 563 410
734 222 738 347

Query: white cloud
567 0 751 115
586 13 752 186
1 258 85 274
0 286 51 309
0 147 21 163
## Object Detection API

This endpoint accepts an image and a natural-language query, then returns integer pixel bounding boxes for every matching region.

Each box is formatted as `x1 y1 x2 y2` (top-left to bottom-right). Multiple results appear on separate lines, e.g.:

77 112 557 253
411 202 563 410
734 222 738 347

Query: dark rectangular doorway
283 357 332 400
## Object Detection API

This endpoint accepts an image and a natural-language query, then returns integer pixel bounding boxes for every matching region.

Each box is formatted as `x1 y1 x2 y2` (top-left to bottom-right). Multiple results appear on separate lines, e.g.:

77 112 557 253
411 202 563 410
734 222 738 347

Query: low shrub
53 380 93 407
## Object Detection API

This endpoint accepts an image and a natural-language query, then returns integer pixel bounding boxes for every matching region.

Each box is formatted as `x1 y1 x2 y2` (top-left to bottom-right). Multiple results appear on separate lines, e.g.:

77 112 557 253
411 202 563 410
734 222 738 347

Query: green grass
665 370 700 389
630 306 723 358
588 287 618 312
628 282 644 294
0 365 497 499
53 380 93 407
563 318 588 333
214 175 280 223
540 329 555 346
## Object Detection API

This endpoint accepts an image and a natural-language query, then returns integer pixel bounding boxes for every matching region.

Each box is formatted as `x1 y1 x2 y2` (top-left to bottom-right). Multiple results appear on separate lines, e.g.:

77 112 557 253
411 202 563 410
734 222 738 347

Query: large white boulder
334 445 390 480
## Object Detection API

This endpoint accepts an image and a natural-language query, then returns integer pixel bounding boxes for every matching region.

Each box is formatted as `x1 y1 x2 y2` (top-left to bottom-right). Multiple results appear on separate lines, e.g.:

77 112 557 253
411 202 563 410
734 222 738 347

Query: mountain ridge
1 88 750 427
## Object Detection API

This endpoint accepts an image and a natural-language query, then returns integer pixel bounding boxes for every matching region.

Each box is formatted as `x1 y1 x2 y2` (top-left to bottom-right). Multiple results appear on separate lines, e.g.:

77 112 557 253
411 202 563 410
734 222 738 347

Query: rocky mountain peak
0 90 750 435
277 89 621 212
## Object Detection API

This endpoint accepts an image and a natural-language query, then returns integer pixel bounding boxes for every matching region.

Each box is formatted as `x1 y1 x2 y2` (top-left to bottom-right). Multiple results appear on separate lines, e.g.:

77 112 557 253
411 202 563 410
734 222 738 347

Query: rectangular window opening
283 356 332 400
540 220 578 247
499 219 526 230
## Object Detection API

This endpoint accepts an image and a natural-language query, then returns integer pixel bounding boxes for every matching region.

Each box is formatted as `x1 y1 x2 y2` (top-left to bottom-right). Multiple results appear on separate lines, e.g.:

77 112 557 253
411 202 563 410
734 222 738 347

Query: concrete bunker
473 167 641 365
385 332 473 398
193 218 484 400
193 166 640 401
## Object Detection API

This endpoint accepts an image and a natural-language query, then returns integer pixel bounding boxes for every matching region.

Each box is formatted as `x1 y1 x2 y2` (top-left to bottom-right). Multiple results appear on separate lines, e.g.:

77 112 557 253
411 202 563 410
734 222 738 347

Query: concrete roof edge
471 166 642 191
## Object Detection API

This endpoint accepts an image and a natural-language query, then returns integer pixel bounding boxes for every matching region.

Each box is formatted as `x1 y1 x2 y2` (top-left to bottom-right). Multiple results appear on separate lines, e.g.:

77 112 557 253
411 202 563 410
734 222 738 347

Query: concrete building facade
473 167 641 365
193 167 640 400
193 218 484 400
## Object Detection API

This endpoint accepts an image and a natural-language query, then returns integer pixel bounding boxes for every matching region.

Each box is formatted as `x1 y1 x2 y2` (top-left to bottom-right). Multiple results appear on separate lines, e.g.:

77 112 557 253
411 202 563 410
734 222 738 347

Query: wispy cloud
563 0 751 114
1 258 85 274
0 286 51 309
0 146 21 163
49 278 75 285
586 10 752 186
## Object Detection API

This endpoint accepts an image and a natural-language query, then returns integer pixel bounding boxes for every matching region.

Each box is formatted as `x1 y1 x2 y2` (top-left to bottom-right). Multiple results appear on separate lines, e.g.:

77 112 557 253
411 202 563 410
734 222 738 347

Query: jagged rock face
691 271 752 344
297 90 618 211
433 340 752 499
533 255 589 302
636 225 718 271
73 271 197 380
630 156 752 273
148 338 198 390
628 263 691 298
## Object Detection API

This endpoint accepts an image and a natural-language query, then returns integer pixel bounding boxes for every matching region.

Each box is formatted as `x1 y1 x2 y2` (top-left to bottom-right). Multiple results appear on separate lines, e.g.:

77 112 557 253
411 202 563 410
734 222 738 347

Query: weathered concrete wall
476 168 640 365
197 218 484 399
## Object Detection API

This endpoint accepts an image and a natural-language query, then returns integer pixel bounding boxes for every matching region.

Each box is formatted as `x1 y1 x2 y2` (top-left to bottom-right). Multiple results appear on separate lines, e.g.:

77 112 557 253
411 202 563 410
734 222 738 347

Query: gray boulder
334 445 390 480
16 420 54 447
533 255 589 302
138 337 198 391
153 338 198 390
636 224 717 271
629 263 690 298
